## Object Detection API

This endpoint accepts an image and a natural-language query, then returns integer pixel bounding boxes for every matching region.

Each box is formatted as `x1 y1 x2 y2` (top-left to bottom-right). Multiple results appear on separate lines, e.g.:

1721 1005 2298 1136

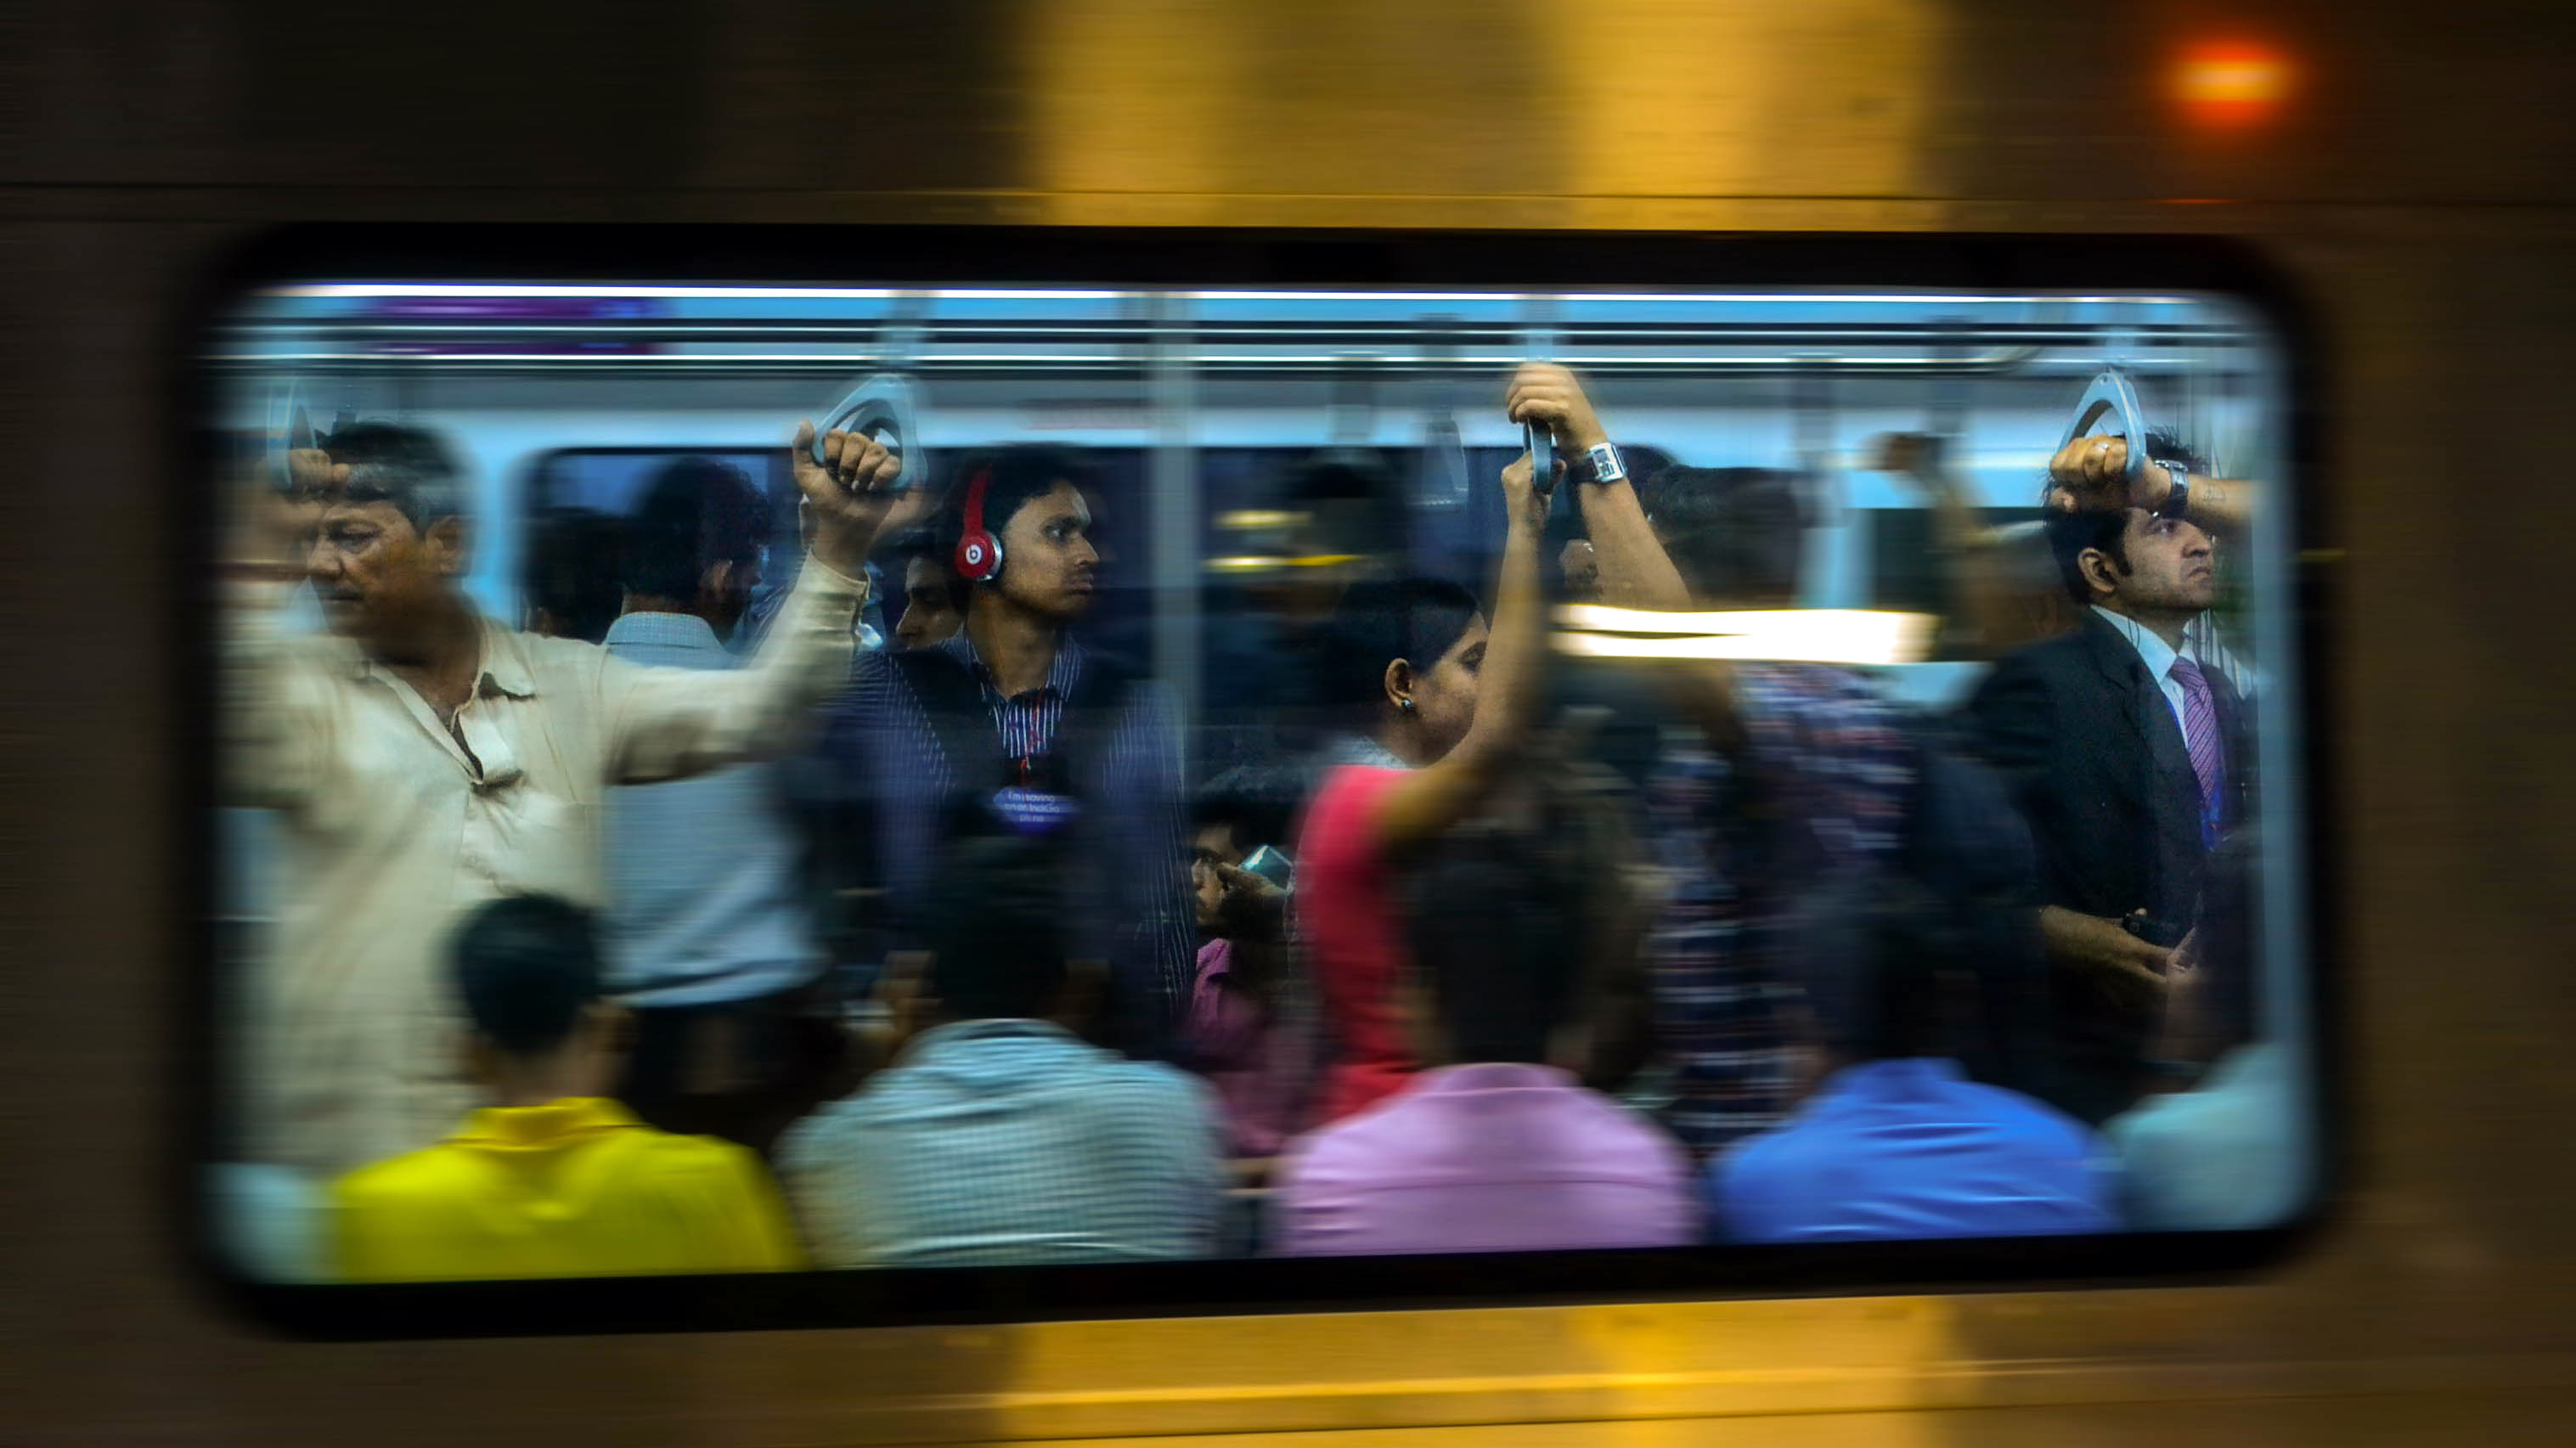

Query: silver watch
1581 442 1627 486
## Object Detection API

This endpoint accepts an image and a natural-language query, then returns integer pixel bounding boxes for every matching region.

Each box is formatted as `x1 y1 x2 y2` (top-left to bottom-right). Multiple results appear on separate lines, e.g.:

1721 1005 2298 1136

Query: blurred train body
7 1 2575 1445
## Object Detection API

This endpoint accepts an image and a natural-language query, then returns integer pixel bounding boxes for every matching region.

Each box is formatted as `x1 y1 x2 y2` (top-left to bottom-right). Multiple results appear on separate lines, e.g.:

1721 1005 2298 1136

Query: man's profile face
991 482 1100 623
1190 822 1242 933
2099 509 2219 615
308 499 454 647
895 555 965 651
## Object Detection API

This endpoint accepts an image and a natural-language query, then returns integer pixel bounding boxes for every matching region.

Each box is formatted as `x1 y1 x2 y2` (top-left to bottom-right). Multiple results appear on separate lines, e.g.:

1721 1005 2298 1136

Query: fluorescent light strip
268 284 2206 307
1563 292 2203 307
266 285 1130 301
218 350 2111 368
1558 604 1925 634
1554 608 1936 666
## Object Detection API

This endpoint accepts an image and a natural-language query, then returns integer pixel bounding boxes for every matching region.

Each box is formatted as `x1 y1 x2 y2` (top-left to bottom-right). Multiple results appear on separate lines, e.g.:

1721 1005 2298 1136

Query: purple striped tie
2167 656 2226 842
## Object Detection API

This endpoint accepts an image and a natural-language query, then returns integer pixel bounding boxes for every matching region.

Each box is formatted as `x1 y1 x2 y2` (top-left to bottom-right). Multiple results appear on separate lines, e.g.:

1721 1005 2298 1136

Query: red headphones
954 467 1003 583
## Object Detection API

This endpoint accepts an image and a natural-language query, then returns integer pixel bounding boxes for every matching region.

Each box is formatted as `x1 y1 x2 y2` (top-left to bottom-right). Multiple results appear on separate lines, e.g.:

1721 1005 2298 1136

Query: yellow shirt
331 1098 803 1281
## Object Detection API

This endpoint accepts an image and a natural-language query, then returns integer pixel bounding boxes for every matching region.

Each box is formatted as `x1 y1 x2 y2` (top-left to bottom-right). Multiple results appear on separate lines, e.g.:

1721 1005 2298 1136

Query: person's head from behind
912 836 1092 1031
306 422 471 652
522 506 625 644
938 446 1101 625
1288 450 1406 570
450 894 619 1106
1320 577 1487 764
1807 876 1976 1071
623 455 770 637
1638 466 1806 609
2044 431 2218 626
882 522 968 651
1403 833 1586 1065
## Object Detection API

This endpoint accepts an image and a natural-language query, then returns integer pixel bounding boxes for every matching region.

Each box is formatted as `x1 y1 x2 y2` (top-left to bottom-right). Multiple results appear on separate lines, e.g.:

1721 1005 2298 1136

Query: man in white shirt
1964 434 2253 1125
223 417 903 1175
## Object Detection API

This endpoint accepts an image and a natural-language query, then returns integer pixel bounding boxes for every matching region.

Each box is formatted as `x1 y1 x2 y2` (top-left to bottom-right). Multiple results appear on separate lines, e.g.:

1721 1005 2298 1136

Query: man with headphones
812 446 1196 1059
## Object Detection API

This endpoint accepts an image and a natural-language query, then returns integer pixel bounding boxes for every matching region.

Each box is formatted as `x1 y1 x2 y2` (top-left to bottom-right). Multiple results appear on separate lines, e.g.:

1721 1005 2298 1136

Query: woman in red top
1296 446 1553 1123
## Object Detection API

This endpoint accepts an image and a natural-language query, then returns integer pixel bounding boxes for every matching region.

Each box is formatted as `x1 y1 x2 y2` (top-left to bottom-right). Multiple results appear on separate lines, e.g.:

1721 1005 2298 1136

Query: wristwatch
1572 442 1627 487
2152 461 2192 519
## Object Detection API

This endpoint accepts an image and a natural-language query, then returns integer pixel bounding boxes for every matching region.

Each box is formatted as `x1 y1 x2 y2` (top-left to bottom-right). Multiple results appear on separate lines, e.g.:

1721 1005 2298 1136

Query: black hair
449 895 603 1058
2043 430 2214 605
1807 876 1976 1062
1614 443 1679 495
1404 833 1584 1063
521 506 626 644
878 521 970 617
1637 466 1807 606
623 455 769 601
1289 449 1407 557
922 836 1072 1022
1316 576 1482 718
934 444 1094 583
318 420 469 534
1192 764 1301 854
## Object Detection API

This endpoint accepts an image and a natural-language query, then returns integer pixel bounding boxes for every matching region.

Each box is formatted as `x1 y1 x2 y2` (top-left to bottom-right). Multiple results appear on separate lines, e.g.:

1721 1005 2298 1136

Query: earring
1398 697 1415 712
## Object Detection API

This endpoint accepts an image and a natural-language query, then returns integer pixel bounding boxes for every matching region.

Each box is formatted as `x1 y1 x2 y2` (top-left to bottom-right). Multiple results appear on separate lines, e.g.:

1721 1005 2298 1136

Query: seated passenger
604 457 839 1154
777 837 1224 1267
1299 444 1552 1124
331 895 803 1281
1711 883 2118 1243
1964 435 2252 1124
1272 832 1699 1255
2106 834 2305 1230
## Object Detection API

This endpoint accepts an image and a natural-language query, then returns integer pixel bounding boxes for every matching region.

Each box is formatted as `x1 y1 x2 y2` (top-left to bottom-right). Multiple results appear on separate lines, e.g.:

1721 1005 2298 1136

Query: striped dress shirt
778 1018 1225 1267
815 632 1197 1052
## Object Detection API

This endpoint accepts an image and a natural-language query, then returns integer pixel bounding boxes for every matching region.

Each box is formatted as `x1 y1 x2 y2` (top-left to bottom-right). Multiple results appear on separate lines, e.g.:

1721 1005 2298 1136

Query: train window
192 232 2324 1335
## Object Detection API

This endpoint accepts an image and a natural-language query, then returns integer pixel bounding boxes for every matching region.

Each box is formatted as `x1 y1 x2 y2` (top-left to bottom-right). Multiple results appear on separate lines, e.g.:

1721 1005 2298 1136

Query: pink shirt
1271 1063 1702 1256
1185 938 1307 1158
1295 765 1418 1122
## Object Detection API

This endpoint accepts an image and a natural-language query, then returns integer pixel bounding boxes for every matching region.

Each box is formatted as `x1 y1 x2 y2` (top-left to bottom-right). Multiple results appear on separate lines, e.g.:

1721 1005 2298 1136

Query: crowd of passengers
219 365 2297 1280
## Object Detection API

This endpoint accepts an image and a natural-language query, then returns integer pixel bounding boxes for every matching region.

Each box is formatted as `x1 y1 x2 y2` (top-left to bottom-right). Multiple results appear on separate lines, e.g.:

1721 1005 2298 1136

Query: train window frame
178 224 2341 1341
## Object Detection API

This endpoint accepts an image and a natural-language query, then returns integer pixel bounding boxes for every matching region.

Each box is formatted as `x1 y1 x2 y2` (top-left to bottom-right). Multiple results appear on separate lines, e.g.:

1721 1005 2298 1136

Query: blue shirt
601 611 821 1006
1711 1057 2119 1242
776 1018 1224 1267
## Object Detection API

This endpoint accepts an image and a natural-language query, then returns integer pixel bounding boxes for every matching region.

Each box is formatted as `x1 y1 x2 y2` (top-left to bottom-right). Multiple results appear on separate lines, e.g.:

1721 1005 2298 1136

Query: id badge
990 786 1079 837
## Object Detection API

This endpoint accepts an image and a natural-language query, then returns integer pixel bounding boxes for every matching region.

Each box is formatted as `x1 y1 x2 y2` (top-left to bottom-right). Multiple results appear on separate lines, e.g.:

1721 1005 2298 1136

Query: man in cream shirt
223 417 904 1177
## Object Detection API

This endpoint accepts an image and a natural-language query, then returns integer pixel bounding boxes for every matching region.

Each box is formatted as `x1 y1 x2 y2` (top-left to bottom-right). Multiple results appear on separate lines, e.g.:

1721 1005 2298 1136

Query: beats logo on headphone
954 467 1003 583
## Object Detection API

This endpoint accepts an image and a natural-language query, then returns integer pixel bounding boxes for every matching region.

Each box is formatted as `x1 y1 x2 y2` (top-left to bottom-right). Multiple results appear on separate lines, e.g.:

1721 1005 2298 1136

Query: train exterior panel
5 0 2573 1444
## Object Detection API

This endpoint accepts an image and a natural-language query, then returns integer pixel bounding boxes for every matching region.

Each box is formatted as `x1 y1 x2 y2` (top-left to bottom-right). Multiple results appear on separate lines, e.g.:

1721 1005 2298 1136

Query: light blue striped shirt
601 611 822 1007
778 1018 1224 1267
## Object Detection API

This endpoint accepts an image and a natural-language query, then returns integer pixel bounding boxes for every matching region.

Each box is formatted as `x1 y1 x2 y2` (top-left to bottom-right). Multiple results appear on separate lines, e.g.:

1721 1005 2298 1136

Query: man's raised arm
602 421 915 784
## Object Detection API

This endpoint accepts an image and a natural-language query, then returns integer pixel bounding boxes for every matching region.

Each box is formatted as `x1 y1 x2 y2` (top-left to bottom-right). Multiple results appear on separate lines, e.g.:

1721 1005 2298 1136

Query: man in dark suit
1965 436 2253 1124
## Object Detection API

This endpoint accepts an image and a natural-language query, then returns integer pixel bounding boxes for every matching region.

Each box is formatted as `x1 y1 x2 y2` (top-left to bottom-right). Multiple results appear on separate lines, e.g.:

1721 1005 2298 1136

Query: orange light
2173 42 2292 127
